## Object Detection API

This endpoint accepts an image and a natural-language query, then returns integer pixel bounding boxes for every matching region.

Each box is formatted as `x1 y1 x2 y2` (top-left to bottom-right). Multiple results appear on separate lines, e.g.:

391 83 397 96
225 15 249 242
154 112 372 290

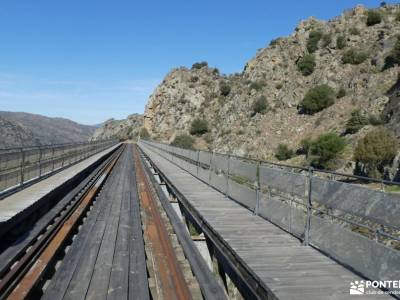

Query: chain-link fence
0 139 118 195
139 139 400 291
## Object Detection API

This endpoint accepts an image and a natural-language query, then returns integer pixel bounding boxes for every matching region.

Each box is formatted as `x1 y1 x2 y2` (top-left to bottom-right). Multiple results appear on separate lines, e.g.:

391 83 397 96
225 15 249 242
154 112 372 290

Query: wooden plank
42 178 116 300
140 144 392 300
0 168 94 273
85 215 121 299
0 146 118 223
127 148 150 300
62 150 128 300
107 160 131 300
84 155 126 300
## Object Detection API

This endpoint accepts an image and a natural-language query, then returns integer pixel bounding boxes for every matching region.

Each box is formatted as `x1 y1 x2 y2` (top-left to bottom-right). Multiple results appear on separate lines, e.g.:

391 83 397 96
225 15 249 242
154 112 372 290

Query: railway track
0 145 124 300
0 144 226 299
134 146 194 300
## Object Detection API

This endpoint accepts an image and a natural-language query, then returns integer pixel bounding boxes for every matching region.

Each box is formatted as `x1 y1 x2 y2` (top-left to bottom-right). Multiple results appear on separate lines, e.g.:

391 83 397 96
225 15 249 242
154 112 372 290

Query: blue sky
0 0 389 124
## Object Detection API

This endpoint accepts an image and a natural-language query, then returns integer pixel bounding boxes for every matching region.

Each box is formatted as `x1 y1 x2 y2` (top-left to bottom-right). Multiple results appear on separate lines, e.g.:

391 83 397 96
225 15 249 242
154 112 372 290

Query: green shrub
322 34 332 47
192 61 208 69
221 129 231 136
384 36 400 69
349 27 360 35
345 110 369 134
249 81 265 91
251 96 268 116
217 96 225 106
342 49 368 65
187 221 200 236
219 82 231 96
336 88 346 98
171 134 195 149
297 54 316 76
275 83 283 89
366 10 382 26
139 128 150 139
354 127 397 178
307 30 323 53
308 133 346 169
275 144 295 160
299 137 313 155
190 118 209 136
269 38 281 46
369 114 385 126
336 35 347 49
299 84 335 114
190 76 199 83
396 11 400 22
203 133 213 144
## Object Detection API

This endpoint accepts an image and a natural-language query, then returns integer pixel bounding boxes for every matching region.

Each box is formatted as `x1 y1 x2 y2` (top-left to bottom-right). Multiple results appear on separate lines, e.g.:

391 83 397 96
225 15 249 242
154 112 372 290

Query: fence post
226 155 230 196
254 161 260 216
303 166 313 246
375 224 385 242
51 147 55 171
61 147 65 168
19 149 25 186
196 150 200 177
208 152 214 184
38 146 43 178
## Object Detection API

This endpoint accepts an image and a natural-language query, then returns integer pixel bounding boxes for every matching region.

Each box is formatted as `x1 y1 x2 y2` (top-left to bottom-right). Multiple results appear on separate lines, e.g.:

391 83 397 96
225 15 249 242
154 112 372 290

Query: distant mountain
90 122 105 129
91 114 143 141
0 111 97 148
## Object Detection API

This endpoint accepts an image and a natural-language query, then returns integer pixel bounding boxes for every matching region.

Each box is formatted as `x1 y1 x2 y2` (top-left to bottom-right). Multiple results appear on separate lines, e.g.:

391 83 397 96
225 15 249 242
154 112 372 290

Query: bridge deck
141 145 389 300
0 144 119 224
42 145 149 300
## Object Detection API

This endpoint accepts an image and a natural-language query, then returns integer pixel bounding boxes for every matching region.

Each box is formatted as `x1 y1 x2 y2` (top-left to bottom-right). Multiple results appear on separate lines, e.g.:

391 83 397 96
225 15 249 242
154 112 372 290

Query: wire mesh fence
0 139 118 194
139 139 400 289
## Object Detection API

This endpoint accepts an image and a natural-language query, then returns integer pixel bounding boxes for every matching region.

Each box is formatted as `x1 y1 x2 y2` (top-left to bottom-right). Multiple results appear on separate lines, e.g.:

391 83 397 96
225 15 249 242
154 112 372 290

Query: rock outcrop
91 113 143 141
143 4 400 166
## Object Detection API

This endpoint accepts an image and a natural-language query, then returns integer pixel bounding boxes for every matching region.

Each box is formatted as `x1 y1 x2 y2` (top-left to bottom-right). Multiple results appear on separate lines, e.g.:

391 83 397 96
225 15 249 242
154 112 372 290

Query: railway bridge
0 140 399 299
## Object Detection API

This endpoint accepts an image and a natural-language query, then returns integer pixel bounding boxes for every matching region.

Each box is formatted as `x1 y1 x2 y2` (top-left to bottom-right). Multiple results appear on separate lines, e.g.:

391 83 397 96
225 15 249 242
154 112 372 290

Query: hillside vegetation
97 4 400 179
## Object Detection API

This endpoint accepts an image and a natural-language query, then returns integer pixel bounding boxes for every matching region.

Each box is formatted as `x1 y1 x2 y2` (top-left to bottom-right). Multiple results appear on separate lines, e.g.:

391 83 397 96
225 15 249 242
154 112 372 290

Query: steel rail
136 146 228 300
133 147 193 300
0 145 124 300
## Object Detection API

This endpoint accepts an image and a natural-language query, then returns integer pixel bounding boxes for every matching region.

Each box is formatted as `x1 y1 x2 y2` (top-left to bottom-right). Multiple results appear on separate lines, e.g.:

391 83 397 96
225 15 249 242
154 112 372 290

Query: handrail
0 139 117 152
0 139 119 195
139 138 400 186
138 139 400 295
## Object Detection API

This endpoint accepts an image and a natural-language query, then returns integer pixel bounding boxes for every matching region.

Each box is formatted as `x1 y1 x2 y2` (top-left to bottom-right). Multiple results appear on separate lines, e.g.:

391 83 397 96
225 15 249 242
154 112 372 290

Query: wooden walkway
43 145 149 300
0 144 119 223
140 145 390 300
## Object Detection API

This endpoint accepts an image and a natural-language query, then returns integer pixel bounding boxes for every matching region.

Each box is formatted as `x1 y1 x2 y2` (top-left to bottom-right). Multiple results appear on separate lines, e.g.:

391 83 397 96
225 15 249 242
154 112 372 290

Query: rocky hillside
91 113 143 141
0 111 96 148
143 4 400 175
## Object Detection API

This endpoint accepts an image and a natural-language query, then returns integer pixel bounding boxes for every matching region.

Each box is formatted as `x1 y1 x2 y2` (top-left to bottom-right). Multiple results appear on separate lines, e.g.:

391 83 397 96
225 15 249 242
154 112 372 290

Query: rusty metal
0 146 123 300
133 146 192 300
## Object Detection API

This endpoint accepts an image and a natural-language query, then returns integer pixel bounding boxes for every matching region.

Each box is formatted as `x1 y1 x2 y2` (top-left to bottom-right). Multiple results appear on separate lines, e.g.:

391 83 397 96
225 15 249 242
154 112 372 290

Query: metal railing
0 139 118 196
139 139 400 294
